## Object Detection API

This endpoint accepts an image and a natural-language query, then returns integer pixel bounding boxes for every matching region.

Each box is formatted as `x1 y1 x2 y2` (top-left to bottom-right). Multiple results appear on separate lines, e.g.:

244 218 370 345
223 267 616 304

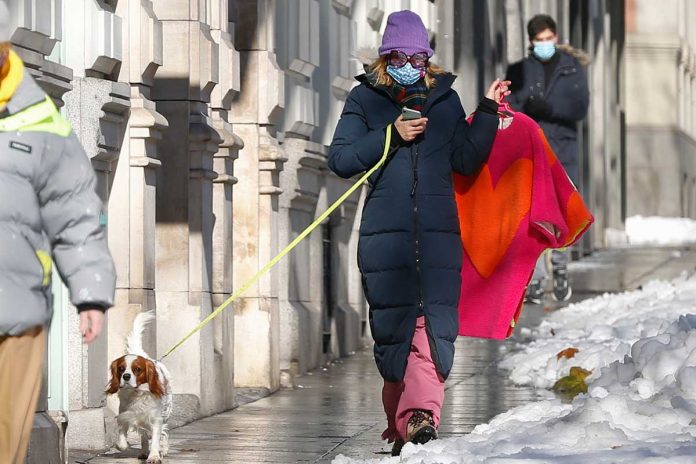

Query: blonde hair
367 55 446 89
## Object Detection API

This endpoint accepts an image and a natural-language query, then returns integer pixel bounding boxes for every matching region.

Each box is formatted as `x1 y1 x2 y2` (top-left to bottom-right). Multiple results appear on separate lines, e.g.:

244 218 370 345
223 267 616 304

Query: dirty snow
333 275 696 463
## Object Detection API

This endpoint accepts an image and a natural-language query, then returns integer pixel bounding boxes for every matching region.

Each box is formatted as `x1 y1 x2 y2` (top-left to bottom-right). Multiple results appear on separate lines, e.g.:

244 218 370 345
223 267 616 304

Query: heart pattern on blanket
454 158 533 278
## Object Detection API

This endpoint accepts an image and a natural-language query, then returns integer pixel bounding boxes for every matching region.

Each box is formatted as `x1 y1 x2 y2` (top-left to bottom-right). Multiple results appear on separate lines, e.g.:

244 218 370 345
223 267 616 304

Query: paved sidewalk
71 247 696 463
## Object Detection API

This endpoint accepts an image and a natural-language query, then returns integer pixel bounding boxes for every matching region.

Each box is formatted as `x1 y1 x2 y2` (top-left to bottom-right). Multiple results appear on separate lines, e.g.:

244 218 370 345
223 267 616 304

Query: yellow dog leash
160 125 394 360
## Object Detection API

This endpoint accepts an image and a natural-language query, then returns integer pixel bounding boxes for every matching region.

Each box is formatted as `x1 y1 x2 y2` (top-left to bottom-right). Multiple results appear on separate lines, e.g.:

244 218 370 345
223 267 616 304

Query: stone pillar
208 0 243 409
229 0 286 390
278 139 324 384
255 134 286 389
625 0 696 221
151 0 228 421
89 1 169 445
329 182 364 358
61 0 130 450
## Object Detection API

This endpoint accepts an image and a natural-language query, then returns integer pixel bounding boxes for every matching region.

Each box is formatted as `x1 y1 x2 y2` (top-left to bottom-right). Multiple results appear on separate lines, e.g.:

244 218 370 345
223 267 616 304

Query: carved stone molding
11 22 72 106
259 50 285 125
64 78 131 174
9 0 61 55
211 29 241 110
212 112 243 186
367 6 385 31
189 107 222 181
129 90 167 170
258 132 288 196
287 58 316 81
118 0 163 87
331 75 354 99
152 20 219 103
332 0 354 16
62 0 123 80
281 139 327 213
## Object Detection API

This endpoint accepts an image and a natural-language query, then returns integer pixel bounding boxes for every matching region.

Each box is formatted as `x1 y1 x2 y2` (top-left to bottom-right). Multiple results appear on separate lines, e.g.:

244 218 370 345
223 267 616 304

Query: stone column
82 2 168 445
229 0 286 390
61 0 129 448
278 139 324 384
208 0 243 409
625 1 686 220
151 0 229 421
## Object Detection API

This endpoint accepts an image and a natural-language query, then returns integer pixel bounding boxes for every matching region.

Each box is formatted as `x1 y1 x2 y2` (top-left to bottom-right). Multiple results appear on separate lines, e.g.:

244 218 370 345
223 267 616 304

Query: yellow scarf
0 50 24 110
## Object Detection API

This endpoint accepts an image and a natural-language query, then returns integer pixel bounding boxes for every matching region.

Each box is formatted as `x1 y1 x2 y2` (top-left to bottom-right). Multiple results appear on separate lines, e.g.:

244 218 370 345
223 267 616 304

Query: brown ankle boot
405 409 438 445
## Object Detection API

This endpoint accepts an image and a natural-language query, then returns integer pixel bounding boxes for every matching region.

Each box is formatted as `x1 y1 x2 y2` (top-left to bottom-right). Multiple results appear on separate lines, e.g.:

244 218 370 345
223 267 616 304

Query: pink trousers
381 316 445 442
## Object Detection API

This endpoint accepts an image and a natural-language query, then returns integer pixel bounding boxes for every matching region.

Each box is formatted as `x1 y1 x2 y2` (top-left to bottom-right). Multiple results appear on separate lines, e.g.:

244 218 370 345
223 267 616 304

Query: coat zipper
410 144 442 373
411 145 423 316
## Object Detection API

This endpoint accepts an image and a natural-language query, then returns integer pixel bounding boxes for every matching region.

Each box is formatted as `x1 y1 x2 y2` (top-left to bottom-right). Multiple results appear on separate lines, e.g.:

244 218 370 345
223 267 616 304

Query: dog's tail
126 310 155 357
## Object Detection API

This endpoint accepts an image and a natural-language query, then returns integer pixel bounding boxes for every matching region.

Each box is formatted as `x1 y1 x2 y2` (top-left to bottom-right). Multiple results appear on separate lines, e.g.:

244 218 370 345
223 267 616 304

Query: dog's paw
116 439 129 452
146 452 162 463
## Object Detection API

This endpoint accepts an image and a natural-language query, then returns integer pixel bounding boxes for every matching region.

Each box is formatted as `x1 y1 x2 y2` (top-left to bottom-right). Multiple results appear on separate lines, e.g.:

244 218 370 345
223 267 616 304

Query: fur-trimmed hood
556 44 591 67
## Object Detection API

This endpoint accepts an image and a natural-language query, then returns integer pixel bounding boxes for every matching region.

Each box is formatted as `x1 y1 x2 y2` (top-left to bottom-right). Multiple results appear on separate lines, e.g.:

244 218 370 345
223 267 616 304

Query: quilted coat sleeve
450 105 499 176
36 133 116 311
329 87 389 179
504 62 525 112
549 62 589 124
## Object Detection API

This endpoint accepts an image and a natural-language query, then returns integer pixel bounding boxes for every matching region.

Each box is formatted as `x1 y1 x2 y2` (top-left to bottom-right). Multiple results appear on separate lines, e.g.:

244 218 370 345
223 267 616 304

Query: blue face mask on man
387 62 424 86
532 41 556 61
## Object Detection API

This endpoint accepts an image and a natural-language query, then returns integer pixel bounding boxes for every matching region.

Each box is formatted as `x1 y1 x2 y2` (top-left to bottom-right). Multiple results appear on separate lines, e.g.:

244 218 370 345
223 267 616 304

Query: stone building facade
625 0 696 219
7 0 630 460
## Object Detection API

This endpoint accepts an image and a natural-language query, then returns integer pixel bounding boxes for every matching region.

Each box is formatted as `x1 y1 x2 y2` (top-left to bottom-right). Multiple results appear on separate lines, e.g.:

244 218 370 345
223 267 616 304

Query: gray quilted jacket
0 67 116 335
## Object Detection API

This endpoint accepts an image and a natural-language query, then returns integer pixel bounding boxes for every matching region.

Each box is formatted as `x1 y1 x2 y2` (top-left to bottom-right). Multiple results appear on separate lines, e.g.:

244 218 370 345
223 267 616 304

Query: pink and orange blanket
454 109 593 339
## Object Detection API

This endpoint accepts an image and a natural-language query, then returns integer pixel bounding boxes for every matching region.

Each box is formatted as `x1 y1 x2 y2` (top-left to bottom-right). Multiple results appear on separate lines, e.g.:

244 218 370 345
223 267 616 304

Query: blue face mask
533 41 556 61
387 62 424 86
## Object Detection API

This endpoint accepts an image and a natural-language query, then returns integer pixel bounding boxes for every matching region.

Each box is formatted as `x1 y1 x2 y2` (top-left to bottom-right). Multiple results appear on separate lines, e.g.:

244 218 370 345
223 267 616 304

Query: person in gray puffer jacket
0 3 115 461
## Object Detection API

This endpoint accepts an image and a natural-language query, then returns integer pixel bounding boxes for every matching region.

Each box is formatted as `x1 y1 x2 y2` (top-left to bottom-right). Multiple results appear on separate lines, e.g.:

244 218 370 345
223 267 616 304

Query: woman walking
329 10 509 456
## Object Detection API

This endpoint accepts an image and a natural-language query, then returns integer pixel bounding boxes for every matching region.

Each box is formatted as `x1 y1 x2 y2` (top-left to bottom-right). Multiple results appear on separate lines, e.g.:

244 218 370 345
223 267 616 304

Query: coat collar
355 72 457 115
526 51 577 96
4 69 48 117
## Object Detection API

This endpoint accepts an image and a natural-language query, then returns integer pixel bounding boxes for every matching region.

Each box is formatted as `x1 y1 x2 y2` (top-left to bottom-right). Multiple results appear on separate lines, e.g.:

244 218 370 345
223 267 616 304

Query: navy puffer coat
329 73 498 382
505 49 589 185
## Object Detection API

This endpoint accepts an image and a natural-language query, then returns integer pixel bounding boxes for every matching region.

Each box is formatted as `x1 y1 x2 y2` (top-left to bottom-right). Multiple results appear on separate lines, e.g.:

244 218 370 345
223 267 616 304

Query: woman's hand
394 115 428 142
485 79 512 103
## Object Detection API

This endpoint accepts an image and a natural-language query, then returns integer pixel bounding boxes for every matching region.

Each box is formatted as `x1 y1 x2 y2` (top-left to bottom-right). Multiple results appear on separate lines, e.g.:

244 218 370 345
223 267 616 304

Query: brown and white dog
106 311 172 463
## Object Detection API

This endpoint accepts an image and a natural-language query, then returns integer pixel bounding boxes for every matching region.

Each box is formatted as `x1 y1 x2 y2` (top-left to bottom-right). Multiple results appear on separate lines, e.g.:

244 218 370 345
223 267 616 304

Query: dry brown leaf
556 347 580 361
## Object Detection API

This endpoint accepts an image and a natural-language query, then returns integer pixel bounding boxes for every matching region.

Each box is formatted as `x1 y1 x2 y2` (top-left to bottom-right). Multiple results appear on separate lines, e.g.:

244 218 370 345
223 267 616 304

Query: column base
26 412 63 464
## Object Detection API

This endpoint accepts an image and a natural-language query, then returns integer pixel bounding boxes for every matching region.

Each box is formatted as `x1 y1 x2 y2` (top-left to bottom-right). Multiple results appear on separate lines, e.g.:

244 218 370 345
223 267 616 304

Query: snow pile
333 313 696 463
626 215 696 246
500 275 696 389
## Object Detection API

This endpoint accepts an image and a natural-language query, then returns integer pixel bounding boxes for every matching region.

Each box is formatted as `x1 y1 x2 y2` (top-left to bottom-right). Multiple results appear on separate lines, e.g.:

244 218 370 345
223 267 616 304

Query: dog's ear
145 360 166 398
105 358 122 395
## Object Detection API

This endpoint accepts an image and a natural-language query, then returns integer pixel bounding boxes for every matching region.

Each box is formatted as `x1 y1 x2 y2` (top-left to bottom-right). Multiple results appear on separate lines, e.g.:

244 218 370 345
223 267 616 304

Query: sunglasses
388 50 429 69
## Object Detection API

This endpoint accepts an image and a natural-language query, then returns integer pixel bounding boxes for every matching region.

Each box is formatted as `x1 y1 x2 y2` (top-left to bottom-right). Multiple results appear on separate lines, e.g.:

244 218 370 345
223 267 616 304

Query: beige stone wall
626 0 696 219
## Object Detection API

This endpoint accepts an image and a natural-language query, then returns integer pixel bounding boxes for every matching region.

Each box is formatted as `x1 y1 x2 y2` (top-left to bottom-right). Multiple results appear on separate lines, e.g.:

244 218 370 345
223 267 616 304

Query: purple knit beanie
378 10 433 57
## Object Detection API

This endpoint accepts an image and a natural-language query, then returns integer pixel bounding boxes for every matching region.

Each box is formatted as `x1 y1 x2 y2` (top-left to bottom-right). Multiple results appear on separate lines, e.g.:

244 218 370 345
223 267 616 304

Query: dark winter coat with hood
328 72 498 382
505 45 590 185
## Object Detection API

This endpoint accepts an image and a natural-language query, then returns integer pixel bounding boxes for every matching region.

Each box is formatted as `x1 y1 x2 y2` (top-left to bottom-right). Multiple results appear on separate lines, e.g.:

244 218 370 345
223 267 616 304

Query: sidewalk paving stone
70 247 696 464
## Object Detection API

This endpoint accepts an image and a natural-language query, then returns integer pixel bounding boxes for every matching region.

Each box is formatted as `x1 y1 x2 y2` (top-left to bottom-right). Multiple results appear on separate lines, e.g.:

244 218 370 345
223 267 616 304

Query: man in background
506 14 590 303
0 2 116 462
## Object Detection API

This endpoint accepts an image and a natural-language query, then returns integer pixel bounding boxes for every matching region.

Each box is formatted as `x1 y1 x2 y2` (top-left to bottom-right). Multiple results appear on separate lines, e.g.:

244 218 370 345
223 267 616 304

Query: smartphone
402 107 422 121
